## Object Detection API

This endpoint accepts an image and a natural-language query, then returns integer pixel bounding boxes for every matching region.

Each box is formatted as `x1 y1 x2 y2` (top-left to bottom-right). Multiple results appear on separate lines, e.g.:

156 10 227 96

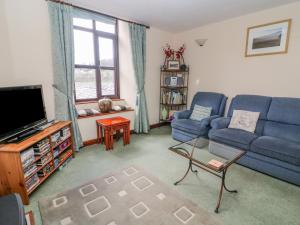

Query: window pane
98 37 114 67
96 21 115 34
73 18 93 29
74 30 95 65
100 70 115 96
75 68 97 100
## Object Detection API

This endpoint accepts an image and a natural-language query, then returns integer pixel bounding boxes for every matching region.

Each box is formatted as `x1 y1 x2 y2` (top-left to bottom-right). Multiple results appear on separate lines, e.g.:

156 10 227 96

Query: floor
26 126 300 225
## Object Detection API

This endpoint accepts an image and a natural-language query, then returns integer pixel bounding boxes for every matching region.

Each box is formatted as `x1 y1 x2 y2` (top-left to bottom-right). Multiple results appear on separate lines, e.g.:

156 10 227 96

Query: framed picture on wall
167 60 180 70
245 19 292 57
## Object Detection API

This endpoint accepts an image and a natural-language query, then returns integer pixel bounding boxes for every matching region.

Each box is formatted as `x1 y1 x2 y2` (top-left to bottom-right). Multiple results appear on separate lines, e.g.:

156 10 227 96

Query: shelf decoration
163 44 186 70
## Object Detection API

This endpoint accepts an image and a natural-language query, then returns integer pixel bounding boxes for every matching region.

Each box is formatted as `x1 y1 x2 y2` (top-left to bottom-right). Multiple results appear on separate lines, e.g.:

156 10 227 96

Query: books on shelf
208 159 224 170
161 90 186 105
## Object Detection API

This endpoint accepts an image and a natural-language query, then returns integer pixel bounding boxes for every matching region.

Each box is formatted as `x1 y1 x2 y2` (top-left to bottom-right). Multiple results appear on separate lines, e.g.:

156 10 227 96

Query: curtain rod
46 0 150 29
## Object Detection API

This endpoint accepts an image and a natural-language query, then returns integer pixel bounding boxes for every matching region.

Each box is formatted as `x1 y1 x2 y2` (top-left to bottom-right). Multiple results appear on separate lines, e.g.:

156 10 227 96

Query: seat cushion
171 119 209 136
209 128 258 150
251 136 300 166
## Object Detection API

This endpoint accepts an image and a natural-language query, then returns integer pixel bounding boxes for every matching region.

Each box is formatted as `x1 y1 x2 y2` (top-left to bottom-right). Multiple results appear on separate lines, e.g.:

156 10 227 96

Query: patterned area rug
39 166 221 225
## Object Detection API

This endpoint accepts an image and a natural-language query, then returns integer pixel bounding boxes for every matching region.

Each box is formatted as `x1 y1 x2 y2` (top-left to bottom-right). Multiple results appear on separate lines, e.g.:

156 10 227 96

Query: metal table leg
215 169 238 213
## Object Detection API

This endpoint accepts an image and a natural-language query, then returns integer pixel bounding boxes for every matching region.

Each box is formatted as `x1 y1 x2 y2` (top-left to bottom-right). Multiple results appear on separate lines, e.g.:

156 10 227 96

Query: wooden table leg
96 123 100 143
110 128 114 149
104 128 110 150
127 123 130 144
123 126 127 145
100 126 103 144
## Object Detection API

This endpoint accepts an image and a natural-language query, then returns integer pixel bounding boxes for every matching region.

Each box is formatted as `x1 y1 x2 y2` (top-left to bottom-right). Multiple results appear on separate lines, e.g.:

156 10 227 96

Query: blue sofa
209 95 300 186
171 92 227 142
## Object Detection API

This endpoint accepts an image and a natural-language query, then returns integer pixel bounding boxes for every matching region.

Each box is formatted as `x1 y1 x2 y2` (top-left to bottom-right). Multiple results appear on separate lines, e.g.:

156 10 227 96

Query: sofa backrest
263 97 300 143
190 92 227 116
227 95 272 120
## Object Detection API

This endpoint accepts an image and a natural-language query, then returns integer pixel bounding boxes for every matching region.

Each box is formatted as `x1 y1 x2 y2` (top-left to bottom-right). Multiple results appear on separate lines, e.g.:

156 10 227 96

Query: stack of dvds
23 163 37 179
51 132 61 146
25 173 39 191
33 139 51 156
21 148 35 169
36 152 52 167
61 127 71 139
37 164 52 177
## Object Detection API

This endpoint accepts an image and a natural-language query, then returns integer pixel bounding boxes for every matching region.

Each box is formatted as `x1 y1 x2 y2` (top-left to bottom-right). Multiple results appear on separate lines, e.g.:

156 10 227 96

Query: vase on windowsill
98 98 112 113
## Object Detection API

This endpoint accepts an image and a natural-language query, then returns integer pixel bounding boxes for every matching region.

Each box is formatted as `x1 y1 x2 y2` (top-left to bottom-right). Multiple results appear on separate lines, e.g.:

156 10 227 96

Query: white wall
2 0 55 119
174 2 300 110
0 0 13 85
145 27 174 124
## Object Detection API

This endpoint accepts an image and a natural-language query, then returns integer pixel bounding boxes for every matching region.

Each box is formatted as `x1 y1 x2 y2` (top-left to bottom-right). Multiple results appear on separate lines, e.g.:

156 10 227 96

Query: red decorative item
163 44 186 67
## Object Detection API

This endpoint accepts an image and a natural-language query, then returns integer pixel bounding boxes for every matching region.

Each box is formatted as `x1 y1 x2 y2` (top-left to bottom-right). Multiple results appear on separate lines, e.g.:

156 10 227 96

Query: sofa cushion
190 105 212 121
171 119 209 136
190 92 225 116
209 128 258 150
263 121 300 144
268 97 300 126
228 95 272 120
229 110 260 133
251 136 300 166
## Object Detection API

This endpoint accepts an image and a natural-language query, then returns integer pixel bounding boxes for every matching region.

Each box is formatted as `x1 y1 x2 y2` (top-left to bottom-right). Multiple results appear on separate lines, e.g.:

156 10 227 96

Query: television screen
0 85 47 142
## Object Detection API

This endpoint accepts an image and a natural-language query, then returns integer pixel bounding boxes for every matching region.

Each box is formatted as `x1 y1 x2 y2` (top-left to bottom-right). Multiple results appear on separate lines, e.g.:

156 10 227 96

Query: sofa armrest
0 193 26 225
174 110 192 120
211 117 231 129
200 115 220 127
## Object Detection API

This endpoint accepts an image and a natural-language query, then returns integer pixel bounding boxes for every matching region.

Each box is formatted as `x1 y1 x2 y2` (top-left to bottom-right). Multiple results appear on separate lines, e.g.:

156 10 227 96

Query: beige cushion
229 110 260 133
190 105 212 121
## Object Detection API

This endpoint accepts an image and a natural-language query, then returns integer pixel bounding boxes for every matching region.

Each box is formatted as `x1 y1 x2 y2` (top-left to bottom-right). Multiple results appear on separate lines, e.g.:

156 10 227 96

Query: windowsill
78 109 134 119
76 99 125 105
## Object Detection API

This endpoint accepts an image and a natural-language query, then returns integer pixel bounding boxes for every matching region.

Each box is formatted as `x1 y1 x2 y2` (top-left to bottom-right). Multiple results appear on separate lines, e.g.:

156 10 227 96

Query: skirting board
82 122 169 147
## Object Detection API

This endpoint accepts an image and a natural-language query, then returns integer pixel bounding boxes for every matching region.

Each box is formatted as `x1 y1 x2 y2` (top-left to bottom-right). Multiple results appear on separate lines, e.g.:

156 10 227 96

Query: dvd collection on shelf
20 126 72 192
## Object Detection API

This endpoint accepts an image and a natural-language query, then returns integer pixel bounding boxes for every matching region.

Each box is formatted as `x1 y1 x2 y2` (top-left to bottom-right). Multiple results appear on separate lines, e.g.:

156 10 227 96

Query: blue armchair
171 92 227 142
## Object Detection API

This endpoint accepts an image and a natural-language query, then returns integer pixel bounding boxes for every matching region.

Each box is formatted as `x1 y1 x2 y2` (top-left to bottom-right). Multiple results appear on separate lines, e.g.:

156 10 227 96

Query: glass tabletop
169 137 246 172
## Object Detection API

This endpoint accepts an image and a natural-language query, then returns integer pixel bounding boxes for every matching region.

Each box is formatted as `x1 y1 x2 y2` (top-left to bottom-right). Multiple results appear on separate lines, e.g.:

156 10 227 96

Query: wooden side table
96 116 130 150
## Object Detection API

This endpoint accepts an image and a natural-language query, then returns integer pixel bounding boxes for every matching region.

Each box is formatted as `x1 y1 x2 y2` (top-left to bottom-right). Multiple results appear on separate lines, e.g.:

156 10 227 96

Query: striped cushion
190 105 212 121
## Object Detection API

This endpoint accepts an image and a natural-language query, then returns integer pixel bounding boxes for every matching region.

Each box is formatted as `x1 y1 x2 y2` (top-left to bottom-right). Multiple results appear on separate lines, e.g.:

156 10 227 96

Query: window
73 17 119 101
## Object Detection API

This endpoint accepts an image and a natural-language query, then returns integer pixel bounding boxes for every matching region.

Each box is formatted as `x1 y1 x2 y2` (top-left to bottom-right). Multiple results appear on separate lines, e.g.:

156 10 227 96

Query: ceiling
71 0 300 32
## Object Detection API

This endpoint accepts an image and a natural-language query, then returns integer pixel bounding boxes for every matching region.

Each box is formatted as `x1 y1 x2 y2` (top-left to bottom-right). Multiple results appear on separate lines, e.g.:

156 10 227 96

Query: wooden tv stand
0 121 74 204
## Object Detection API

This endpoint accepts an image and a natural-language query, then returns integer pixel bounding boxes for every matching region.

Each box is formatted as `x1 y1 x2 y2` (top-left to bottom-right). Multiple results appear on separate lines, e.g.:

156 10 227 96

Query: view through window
73 17 119 101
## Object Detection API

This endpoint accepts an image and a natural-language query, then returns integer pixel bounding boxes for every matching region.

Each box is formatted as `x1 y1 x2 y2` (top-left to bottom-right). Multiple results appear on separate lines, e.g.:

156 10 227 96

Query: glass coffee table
169 137 246 213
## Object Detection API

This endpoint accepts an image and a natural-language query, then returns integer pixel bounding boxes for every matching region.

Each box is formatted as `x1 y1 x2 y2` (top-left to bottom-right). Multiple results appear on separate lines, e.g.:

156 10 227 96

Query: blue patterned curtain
129 24 150 133
48 2 83 151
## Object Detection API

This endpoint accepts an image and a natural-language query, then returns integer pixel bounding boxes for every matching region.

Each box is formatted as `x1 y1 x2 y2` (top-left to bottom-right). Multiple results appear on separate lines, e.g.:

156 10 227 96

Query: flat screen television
0 85 47 142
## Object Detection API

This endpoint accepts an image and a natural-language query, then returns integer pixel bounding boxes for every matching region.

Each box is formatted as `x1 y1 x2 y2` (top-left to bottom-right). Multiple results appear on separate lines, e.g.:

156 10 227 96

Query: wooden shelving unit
0 121 74 204
160 68 189 122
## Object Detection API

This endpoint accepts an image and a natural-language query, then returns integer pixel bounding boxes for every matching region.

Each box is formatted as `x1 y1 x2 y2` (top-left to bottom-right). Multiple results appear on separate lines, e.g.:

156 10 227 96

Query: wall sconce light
195 39 207 46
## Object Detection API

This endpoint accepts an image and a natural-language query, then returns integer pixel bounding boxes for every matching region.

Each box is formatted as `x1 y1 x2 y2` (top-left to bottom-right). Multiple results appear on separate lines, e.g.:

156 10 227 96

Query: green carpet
25 126 300 225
